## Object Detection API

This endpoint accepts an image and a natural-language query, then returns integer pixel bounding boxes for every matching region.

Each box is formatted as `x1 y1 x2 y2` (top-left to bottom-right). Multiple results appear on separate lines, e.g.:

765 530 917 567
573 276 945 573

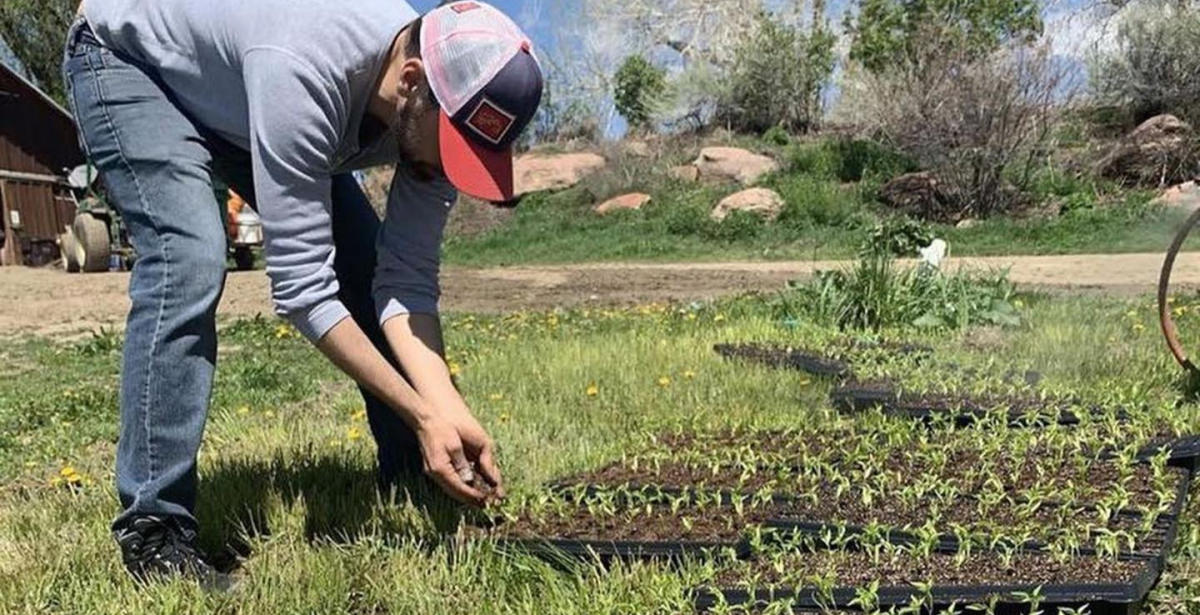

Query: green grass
442 136 1188 267
6 290 1200 612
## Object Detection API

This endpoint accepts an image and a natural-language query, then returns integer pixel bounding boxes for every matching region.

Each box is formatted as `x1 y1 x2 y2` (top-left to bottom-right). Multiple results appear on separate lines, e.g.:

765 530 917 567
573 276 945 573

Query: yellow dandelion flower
236 405 250 415
448 361 462 377
683 370 696 380
547 316 559 327
328 438 342 448
59 466 78 478
499 412 511 423
274 324 292 339
686 313 697 321
264 410 276 419
489 392 504 401
1013 299 1024 309
351 409 367 422
657 376 671 387
347 427 363 441
714 314 726 322
586 382 599 397
1133 323 1146 332
799 378 812 387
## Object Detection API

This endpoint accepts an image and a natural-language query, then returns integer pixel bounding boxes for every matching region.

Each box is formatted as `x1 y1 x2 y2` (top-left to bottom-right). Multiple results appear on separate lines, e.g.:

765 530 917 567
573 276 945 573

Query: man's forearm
382 313 471 416
313 316 434 428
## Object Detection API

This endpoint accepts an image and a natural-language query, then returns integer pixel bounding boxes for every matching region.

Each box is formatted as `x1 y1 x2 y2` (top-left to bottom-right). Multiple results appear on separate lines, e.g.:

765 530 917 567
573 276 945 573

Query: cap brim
438 111 515 202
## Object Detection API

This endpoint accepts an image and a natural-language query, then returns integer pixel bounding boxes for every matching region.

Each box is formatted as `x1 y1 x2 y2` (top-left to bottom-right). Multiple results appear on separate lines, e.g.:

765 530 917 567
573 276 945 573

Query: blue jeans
62 19 421 533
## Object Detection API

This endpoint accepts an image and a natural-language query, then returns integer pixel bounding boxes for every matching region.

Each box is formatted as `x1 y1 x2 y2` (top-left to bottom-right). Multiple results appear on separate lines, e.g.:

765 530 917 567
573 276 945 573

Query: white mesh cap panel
422 2 531 116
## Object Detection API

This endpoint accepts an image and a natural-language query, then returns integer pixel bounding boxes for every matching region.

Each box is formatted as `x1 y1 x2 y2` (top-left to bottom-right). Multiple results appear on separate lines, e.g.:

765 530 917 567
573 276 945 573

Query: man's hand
415 412 502 507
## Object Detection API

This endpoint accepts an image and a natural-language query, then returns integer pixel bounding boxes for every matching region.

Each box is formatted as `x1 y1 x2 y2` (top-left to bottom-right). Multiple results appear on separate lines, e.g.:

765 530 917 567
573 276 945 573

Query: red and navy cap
421 1 544 202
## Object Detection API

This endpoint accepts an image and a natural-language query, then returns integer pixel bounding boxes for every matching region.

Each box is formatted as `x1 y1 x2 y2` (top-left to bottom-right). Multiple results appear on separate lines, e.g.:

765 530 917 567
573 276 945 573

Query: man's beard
394 95 439 182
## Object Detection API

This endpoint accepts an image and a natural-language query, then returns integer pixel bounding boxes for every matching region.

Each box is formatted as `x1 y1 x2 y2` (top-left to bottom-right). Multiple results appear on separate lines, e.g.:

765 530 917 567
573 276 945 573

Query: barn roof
0 59 74 124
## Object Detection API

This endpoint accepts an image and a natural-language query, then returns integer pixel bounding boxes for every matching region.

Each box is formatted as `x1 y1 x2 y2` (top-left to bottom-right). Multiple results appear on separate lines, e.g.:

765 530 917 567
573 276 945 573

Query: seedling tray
692 566 1158 615
766 467 1191 570
490 536 751 564
1136 435 1200 470
829 381 1128 427
714 343 854 378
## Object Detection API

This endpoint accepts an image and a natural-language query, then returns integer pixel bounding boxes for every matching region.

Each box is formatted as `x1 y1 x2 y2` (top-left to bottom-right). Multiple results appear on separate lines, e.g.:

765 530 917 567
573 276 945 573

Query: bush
715 13 836 134
778 253 1020 331
839 34 1072 220
859 217 933 258
1089 3 1200 125
703 210 765 242
786 138 915 183
614 55 668 133
775 175 863 229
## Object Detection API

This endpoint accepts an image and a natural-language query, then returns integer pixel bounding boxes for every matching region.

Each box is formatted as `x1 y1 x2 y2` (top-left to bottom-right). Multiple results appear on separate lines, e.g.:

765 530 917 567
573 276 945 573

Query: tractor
58 165 263 273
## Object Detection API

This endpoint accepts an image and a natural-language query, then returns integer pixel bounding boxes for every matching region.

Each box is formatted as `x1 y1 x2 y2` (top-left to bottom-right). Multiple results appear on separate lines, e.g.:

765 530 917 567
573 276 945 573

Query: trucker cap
421 1 544 202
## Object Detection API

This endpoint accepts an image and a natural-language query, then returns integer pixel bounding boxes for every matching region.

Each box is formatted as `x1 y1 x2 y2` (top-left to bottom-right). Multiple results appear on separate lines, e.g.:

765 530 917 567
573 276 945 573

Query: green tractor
59 165 263 273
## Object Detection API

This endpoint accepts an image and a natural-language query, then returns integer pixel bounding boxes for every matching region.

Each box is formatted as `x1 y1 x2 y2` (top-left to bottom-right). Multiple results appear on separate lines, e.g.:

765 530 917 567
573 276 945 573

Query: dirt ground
3 252 1199 337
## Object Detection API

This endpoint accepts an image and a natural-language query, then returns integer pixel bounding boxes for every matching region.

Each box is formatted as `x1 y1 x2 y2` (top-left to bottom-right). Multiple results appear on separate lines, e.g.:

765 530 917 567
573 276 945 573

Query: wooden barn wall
0 66 84 176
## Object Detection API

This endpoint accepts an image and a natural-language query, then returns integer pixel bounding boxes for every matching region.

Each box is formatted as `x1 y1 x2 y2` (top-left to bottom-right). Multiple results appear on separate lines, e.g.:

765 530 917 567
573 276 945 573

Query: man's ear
397 58 427 98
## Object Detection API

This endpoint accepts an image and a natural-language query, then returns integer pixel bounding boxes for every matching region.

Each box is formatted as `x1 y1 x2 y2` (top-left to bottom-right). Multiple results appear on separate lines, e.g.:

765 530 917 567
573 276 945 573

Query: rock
594 193 652 215
669 165 700 182
513 153 606 196
621 140 652 158
955 218 979 229
1153 181 1200 212
1096 114 1199 187
879 172 957 223
710 188 785 223
693 147 780 185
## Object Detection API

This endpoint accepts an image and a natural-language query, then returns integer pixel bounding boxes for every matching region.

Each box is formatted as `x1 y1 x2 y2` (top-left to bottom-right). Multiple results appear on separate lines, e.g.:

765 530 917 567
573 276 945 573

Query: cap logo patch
465 98 516 145
451 2 482 13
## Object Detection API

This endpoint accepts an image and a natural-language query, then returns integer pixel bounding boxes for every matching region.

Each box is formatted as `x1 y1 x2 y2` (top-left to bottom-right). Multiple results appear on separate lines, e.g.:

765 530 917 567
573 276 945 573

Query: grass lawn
4 289 1200 612
442 137 1193 267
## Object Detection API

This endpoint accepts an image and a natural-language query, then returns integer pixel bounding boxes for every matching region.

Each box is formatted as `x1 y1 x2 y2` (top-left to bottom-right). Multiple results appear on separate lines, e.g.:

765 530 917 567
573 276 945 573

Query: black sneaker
114 515 233 592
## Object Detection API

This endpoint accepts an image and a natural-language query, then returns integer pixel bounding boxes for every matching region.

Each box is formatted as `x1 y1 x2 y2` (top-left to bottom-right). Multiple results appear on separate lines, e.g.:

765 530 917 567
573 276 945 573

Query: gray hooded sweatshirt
82 0 457 341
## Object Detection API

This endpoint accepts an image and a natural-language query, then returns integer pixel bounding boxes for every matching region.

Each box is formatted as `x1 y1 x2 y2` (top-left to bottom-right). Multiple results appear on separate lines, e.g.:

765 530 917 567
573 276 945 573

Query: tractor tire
59 229 81 273
233 246 255 271
73 213 111 273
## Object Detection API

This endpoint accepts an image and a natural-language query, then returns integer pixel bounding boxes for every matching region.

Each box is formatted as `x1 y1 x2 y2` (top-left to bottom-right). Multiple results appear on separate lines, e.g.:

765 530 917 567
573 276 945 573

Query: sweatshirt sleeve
373 165 457 324
243 48 350 341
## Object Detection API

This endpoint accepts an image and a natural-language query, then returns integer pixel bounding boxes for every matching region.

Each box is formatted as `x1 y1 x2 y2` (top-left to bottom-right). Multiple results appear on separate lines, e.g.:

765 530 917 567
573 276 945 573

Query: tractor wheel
59 229 81 273
232 246 256 271
73 213 111 273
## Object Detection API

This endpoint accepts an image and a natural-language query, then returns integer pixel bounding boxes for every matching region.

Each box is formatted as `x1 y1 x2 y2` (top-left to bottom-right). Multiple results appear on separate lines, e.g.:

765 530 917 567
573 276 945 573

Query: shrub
715 13 836 134
786 138 915 183
1089 2 1200 125
778 253 1019 331
840 35 1072 220
859 217 933 258
775 175 863 229
614 55 668 133
703 210 765 241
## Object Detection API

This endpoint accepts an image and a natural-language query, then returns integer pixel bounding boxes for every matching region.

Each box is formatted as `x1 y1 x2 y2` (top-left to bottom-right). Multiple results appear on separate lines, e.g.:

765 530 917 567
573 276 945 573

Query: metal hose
1159 205 1200 374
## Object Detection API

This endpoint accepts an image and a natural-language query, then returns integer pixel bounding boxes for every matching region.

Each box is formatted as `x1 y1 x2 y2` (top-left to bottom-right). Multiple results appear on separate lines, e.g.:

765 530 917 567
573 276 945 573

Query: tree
0 0 75 105
845 0 1043 73
1089 1 1200 124
613 55 667 132
716 13 836 134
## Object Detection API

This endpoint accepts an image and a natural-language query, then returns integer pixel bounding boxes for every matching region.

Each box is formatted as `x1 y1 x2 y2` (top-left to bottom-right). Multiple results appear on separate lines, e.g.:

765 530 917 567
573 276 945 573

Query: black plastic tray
829 382 1128 427
714 343 852 378
1136 435 1200 470
490 536 751 563
692 566 1158 615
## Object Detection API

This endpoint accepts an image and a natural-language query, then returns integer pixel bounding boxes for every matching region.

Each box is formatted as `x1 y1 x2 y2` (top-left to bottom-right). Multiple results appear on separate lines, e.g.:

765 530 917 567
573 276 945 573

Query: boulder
955 218 979 230
1153 181 1200 212
594 193 652 215
1096 114 1199 187
879 172 957 222
669 165 700 182
514 153 606 196
710 188 785 222
693 147 779 185
621 140 652 158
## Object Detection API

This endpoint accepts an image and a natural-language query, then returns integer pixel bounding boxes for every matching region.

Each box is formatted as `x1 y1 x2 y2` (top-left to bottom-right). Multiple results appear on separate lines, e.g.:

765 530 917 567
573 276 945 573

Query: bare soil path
3 252 1198 337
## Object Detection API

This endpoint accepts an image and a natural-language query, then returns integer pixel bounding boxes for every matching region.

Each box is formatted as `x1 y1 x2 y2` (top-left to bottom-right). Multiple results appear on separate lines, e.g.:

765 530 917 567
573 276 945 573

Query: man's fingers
477 446 505 498
428 458 485 506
